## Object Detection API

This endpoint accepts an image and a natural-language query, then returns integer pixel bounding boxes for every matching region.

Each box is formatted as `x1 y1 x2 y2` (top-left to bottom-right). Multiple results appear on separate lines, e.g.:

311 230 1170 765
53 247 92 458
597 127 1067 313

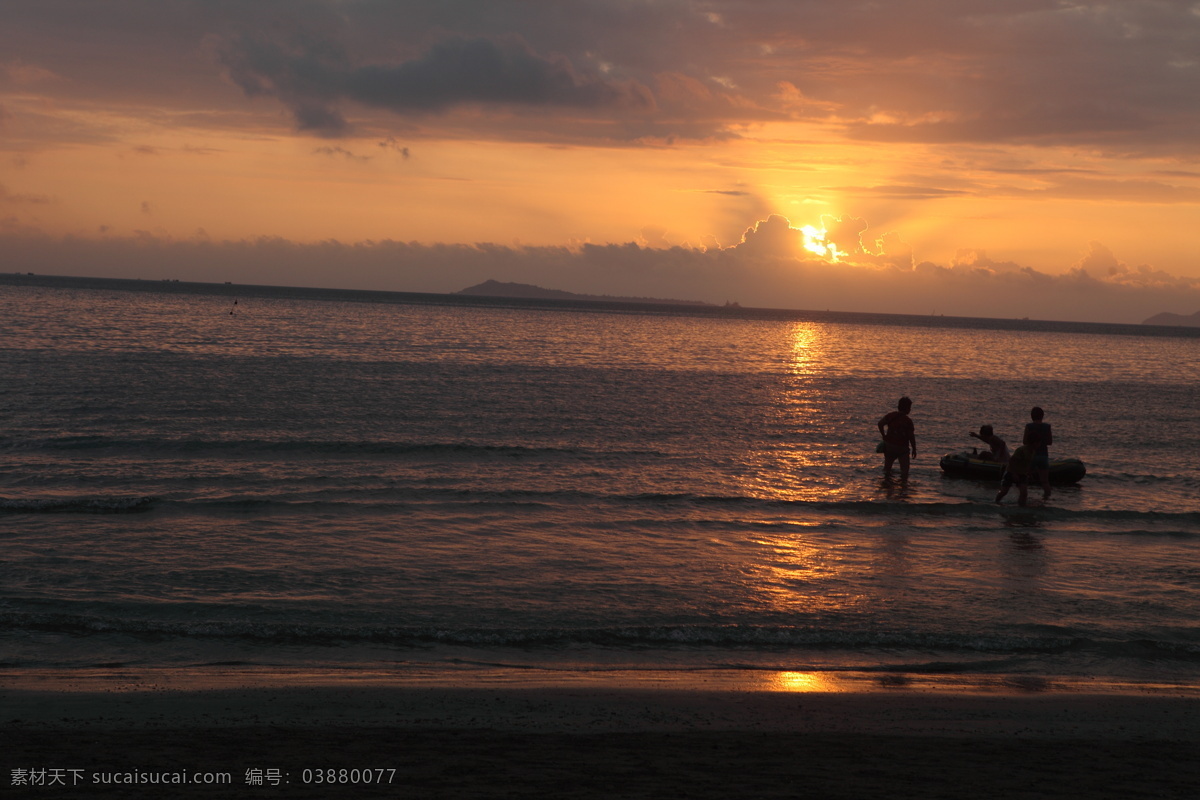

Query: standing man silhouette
1023 406 1053 502
878 396 917 479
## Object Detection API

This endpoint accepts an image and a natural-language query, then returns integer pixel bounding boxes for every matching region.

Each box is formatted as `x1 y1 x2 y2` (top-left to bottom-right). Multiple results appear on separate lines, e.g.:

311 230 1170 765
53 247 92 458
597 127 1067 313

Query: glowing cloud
735 214 912 270
800 224 833 259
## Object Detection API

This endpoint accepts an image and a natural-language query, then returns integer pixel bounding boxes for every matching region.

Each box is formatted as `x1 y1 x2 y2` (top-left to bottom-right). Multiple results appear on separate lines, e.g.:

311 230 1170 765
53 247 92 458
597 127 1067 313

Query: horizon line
5 271 1199 340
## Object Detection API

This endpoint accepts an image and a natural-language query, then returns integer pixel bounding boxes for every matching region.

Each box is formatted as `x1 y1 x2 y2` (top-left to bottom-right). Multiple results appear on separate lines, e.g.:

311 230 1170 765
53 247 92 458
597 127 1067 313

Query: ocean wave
0 495 157 514
1084 470 1199 487
4 614 1198 663
191 491 1200 526
4 487 1195 529
3 435 657 461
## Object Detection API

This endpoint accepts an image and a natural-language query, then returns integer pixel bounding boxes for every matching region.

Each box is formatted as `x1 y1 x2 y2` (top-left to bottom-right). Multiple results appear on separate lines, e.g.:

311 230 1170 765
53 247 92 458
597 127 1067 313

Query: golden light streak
788 321 822 377
772 671 846 692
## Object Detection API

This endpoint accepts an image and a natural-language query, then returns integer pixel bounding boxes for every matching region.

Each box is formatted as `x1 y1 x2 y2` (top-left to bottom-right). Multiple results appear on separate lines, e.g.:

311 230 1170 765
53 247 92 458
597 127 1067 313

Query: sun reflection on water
735 320 851 502
746 529 868 615
771 671 846 692
788 322 823 377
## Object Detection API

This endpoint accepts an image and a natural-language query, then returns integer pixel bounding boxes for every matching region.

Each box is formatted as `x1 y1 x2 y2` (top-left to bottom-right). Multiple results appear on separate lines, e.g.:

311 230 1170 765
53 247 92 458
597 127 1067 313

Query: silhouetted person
1023 406 1053 501
969 424 1009 464
995 444 1034 506
878 396 916 479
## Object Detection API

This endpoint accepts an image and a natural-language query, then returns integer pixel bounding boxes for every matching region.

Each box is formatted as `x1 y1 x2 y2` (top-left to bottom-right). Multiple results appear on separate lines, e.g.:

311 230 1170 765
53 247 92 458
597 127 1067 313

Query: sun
800 224 841 262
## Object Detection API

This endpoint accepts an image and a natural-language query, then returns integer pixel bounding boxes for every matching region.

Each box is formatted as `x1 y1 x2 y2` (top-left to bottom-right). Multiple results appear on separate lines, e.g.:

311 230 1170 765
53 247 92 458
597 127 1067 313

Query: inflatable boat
938 451 1087 484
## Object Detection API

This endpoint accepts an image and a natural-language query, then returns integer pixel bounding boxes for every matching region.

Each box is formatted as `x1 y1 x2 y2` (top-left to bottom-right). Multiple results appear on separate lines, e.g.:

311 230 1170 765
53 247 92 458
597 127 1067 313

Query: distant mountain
1142 309 1200 327
456 280 710 306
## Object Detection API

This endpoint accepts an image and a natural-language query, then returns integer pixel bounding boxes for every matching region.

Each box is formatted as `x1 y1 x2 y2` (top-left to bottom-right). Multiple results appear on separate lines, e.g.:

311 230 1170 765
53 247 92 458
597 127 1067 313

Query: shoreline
5 663 1199 697
6 665 1200 737
6 682 1200 738
6 679 1199 798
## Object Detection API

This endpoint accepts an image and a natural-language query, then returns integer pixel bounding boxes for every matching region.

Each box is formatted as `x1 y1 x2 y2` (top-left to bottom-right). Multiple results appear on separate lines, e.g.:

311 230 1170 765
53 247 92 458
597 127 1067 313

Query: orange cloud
1074 241 1200 291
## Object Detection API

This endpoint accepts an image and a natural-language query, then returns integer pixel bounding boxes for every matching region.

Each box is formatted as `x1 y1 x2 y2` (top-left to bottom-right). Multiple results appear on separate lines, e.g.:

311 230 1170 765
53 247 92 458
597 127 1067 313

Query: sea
3 274 1199 694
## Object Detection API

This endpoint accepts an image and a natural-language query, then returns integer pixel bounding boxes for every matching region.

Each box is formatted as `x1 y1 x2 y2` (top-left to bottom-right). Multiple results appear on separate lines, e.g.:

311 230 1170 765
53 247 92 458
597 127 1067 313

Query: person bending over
996 444 1034 506
969 425 1010 464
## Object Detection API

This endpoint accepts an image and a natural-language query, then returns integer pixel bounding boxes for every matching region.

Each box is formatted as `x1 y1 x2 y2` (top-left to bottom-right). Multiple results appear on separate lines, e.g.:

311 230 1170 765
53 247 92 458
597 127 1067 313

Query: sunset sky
4 1 1200 322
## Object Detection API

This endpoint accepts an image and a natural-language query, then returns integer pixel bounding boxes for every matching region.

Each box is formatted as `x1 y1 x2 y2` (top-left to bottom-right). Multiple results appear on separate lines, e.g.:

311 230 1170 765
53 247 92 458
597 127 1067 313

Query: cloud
1074 241 1124 276
950 250 1024 276
292 103 352 136
181 144 222 156
1021 175 1200 204
638 226 672 249
5 223 1199 324
712 1 1200 154
843 106 1151 147
828 183 972 201
377 137 410 158
1 59 62 86
1102 263 1197 290
313 145 370 162
4 1 1200 278
821 215 869 256
1072 241 1200 291
220 33 655 135
733 213 913 269
734 214 802 257
0 183 52 204
5 1 1200 153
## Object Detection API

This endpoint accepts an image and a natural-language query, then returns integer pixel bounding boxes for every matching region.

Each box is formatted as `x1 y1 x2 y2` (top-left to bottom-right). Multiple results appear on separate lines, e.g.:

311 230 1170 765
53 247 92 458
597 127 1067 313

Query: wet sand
4 683 1199 798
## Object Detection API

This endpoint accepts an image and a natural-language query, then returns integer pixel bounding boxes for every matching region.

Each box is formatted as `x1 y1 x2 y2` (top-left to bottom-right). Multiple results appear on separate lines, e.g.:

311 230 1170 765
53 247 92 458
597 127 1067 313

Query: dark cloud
5 1 1199 152
313 145 370 162
293 103 351 136
5 225 1198 324
801 2 1200 153
0 2 767 144
220 33 655 135
377 137 410 158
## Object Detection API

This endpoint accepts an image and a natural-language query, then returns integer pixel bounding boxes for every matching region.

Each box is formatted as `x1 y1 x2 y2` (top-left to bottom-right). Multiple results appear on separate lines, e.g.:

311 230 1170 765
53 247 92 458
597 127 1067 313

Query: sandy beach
5 676 1199 799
